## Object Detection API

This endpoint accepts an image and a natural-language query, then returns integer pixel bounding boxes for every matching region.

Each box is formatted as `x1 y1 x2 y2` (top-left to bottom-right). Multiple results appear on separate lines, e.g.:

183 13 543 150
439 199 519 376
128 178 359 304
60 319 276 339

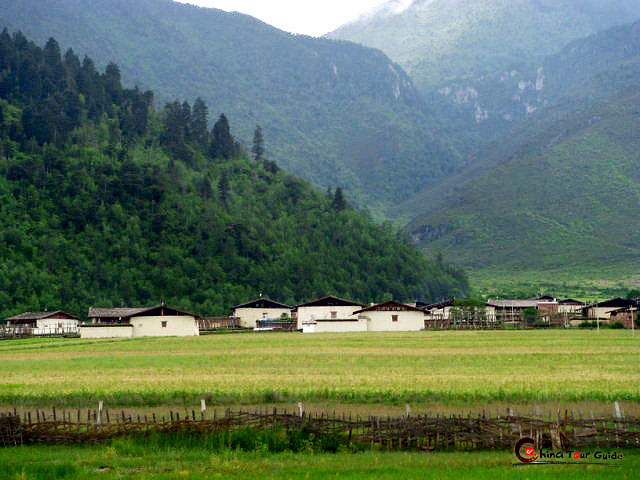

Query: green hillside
0 0 460 215
328 0 640 150
406 86 640 273
329 0 640 93
0 31 468 319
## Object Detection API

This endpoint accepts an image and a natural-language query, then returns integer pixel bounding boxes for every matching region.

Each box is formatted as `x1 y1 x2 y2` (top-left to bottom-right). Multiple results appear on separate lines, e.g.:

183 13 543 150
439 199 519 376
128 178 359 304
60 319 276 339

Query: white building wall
361 310 425 332
296 305 361 329
34 318 79 335
306 319 368 333
80 326 133 339
131 315 199 337
233 308 291 328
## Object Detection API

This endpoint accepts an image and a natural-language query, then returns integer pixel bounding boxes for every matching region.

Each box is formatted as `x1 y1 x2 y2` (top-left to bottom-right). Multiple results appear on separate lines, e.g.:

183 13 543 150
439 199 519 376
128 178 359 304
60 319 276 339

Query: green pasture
0 330 638 406
1 441 637 480
469 265 639 301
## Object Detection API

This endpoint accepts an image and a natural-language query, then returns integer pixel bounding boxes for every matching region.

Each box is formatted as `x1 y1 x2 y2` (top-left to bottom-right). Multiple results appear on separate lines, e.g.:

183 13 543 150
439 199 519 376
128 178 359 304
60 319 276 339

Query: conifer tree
191 97 209 148
210 113 235 160
251 125 264 162
332 187 347 211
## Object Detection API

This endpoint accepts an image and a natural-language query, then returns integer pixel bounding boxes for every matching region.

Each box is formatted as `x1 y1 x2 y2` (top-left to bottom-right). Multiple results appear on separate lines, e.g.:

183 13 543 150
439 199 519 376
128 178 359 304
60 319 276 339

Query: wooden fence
2 405 640 450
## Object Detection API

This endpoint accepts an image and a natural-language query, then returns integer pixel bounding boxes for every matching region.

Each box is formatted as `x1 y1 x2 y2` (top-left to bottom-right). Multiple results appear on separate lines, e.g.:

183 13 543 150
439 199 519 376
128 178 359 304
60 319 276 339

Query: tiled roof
5 311 80 321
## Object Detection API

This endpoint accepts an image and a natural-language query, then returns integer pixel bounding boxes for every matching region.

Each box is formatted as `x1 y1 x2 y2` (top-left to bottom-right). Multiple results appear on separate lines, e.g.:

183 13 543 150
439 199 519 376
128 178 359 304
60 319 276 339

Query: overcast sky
175 0 389 37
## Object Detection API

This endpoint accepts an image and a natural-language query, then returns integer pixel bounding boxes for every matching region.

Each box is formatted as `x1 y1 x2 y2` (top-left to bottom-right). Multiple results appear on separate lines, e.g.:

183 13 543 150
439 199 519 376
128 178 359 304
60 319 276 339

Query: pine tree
332 187 347 211
210 114 235 160
191 97 209 148
103 63 123 104
251 125 264 162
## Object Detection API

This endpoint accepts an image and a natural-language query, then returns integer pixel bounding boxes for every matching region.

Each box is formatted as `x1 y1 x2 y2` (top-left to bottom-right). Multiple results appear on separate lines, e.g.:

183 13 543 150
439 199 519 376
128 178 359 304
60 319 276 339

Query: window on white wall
161 321 167 328
392 315 398 322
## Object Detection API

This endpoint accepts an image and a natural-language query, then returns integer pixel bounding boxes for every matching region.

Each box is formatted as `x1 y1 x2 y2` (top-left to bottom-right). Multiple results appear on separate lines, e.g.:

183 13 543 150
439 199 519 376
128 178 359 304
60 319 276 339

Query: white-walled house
355 300 426 332
294 296 363 330
81 305 199 338
231 298 291 328
4 311 81 335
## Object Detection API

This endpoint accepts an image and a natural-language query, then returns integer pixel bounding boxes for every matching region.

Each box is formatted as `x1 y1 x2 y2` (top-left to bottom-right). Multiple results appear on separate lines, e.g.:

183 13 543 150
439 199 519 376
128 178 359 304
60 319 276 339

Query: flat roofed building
558 299 586 314
231 298 291 328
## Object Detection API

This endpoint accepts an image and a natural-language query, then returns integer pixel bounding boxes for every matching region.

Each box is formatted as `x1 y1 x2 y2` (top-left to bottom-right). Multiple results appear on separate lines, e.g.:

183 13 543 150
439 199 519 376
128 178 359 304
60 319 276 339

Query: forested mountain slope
405 84 640 271
328 0 640 149
0 0 459 214
0 31 468 319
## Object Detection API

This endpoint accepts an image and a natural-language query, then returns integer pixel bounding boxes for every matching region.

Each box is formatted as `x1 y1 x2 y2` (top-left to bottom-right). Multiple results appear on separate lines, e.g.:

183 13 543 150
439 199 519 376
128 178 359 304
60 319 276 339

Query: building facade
231 298 291 328
4 311 80 335
294 296 363 330
82 305 199 338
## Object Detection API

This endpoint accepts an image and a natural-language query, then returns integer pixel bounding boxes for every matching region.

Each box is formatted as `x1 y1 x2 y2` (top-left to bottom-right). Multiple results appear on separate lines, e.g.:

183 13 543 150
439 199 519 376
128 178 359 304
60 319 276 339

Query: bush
578 321 597 328
608 321 625 329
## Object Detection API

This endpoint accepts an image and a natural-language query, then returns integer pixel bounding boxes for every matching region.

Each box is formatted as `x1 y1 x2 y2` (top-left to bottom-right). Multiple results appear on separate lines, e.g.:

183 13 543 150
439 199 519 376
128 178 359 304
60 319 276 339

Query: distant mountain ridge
0 0 460 214
328 0 640 148
402 20 640 272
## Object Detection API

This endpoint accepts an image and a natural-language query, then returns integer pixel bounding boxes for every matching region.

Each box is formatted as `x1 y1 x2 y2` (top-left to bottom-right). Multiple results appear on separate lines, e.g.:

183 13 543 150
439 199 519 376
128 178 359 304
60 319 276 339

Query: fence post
201 399 207 420
97 401 103 425
298 402 304 418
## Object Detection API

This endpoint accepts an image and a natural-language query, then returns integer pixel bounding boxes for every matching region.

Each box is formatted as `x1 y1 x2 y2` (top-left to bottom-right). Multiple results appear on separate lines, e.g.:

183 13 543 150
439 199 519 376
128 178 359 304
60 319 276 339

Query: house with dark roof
293 295 363 330
354 300 426 332
82 304 199 338
4 311 80 335
608 303 638 328
581 298 637 320
231 298 291 328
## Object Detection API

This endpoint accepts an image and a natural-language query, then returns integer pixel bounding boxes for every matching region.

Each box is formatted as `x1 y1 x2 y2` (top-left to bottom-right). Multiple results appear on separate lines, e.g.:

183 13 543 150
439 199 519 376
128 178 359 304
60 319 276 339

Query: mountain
0 0 461 215
402 22 640 279
328 0 640 147
0 31 469 319
396 20 640 219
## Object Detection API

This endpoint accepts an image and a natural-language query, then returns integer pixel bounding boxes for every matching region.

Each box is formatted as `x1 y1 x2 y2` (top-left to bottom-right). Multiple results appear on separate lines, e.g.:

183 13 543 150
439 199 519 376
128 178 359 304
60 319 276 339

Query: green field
1 442 638 479
1 331 639 407
469 266 640 301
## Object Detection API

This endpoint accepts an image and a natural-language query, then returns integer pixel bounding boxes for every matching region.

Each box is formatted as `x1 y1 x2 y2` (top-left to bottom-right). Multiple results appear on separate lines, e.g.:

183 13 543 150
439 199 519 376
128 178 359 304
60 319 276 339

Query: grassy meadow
469 265 640 301
1 441 639 479
0 330 639 407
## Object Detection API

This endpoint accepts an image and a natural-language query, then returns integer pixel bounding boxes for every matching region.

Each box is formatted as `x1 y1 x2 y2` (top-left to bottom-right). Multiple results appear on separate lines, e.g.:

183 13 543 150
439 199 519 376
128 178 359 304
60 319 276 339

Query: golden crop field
0 330 638 406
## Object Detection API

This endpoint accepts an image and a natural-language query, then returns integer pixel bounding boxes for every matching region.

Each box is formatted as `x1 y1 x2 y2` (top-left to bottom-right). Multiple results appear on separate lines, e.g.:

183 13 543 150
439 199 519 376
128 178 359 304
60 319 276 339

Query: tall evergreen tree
332 187 347 211
210 113 235 160
191 97 209 148
251 125 264 162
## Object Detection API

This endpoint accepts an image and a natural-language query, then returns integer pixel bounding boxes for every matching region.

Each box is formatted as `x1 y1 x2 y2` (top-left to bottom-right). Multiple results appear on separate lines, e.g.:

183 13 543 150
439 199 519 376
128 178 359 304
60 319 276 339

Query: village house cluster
2 295 638 339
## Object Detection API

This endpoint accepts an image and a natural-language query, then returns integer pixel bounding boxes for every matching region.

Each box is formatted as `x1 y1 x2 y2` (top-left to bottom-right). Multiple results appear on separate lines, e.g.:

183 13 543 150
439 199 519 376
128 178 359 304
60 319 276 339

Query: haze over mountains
2 0 640 291
329 0 640 146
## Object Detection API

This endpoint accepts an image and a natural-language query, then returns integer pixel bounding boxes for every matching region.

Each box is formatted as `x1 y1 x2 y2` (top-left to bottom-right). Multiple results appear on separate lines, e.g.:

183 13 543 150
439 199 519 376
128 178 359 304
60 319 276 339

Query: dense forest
0 0 459 216
0 31 468 319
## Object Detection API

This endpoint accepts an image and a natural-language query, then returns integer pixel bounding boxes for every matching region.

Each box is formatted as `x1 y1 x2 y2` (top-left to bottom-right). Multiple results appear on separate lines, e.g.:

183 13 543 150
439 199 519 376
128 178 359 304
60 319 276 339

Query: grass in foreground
1 439 638 480
0 330 639 406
